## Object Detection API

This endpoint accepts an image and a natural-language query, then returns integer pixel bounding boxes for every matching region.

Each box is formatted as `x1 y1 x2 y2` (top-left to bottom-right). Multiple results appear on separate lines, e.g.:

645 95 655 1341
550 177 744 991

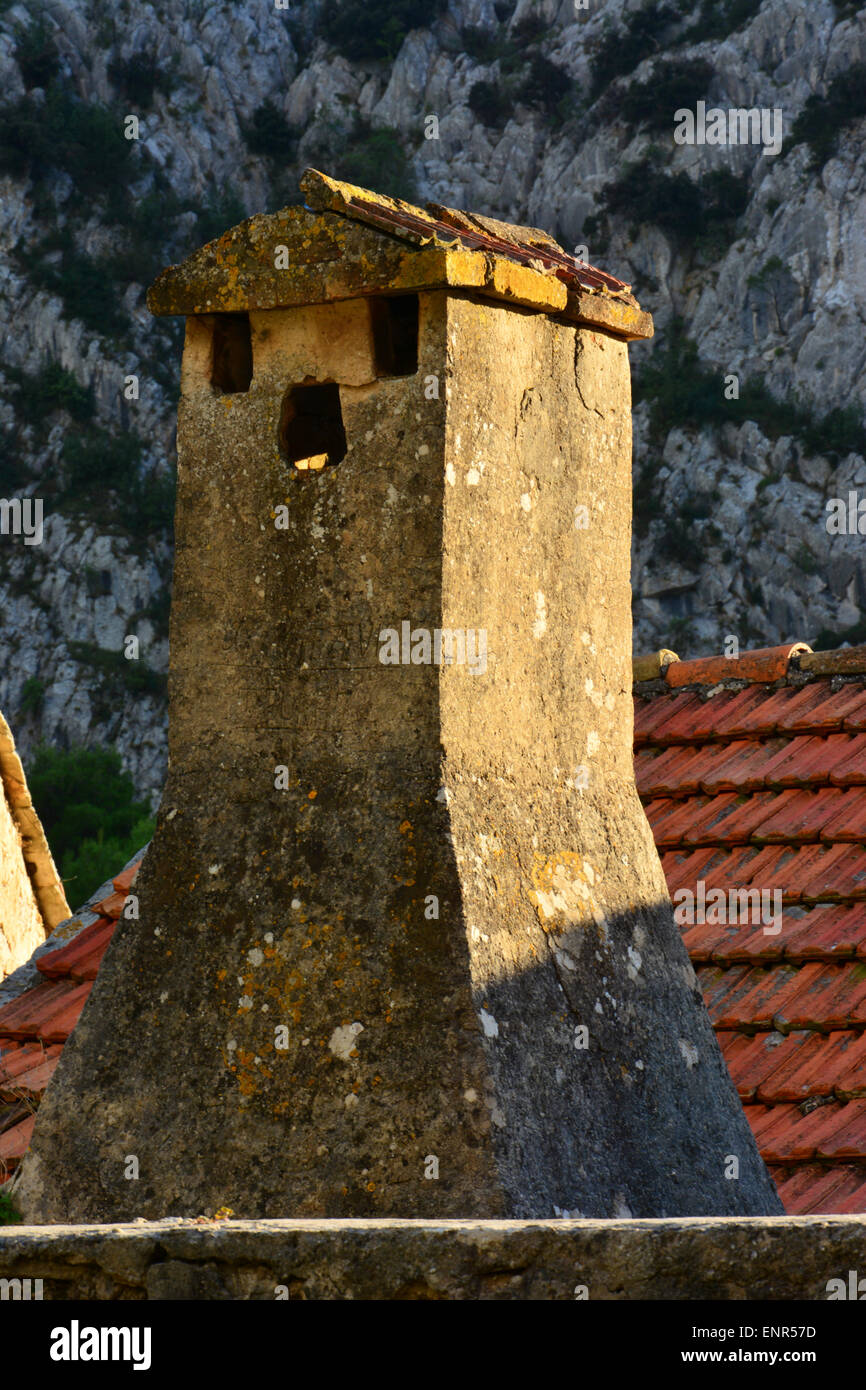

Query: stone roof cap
147 168 653 342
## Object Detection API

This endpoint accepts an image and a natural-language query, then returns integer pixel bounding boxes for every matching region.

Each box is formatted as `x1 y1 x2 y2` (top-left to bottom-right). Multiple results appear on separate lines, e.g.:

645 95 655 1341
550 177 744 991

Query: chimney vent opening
211 313 253 394
369 294 419 377
279 383 347 472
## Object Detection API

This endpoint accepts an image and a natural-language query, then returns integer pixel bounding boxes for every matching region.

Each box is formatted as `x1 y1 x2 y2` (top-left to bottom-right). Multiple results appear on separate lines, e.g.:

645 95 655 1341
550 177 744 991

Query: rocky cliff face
0 0 863 801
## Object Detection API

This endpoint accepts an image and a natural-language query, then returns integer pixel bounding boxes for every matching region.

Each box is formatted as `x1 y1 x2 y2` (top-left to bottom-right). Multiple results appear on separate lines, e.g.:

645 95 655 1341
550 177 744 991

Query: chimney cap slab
147 168 653 341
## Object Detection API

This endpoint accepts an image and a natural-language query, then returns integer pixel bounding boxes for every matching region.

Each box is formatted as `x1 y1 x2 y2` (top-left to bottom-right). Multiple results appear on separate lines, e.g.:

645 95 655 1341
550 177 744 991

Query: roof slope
636 642 866 1215
148 167 653 341
0 854 142 1182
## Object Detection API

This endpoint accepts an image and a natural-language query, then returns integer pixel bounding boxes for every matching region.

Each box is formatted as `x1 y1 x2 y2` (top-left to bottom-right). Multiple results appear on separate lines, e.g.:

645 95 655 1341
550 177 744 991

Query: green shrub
682 0 762 42
11 360 94 426
14 15 60 89
616 58 714 130
313 119 417 202
60 818 153 903
469 79 511 126
633 459 665 537
460 24 503 64
107 51 178 108
27 743 153 883
189 189 248 249
517 54 574 118
29 244 131 336
20 676 45 716
590 3 684 99
61 428 142 494
132 467 176 535
786 63 866 168
67 643 167 698
634 319 866 460
586 157 748 243
322 0 448 63
242 100 297 163
0 1194 21 1225
0 85 130 199
0 428 27 492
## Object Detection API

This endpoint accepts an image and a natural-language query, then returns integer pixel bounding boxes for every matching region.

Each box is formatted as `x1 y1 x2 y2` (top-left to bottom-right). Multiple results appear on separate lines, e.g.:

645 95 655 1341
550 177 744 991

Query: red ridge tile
113 859 142 894
665 647 801 687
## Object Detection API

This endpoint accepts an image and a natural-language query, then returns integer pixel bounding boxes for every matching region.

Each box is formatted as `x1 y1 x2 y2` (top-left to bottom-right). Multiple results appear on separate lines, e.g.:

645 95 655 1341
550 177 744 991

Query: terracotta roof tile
113 860 141 895
680 791 779 846
36 917 115 981
0 1113 35 1173
697 741 787 793
777 1163 866 1214
750 788 848 843
91 889 129 918
633 691 706 746
813 1100 866 1158
781 903 866 960
641 665 866 1211
816 1171 866 1214
719 1029 790 1100
820 788 866 841
0 1043 61 1099
0 978 93 1043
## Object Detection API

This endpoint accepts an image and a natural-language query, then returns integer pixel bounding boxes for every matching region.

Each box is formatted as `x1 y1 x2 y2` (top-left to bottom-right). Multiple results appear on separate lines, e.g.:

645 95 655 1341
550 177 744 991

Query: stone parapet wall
0 1217 863 1300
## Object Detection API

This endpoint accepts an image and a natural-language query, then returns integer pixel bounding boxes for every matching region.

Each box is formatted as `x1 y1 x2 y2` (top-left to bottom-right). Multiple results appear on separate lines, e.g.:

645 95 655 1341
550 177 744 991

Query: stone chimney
16 172 782 1221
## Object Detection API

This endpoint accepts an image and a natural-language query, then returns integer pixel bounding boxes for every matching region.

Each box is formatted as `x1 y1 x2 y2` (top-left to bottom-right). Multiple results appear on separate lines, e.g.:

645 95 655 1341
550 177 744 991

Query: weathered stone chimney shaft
15 173 782 1221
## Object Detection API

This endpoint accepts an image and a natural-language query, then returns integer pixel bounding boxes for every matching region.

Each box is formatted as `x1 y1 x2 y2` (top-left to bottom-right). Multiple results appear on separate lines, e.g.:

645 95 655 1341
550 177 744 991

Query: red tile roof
7 640 866 1216
0 856 142 1182
636 641 866 1214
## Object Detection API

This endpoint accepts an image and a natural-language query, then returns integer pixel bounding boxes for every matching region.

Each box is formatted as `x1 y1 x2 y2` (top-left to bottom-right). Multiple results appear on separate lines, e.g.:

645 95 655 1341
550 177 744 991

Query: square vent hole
369 294 419 377
279 383 347 471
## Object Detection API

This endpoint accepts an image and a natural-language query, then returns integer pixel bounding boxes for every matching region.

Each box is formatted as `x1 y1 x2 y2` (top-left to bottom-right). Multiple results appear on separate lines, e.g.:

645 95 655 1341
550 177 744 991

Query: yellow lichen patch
527 851 599 930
